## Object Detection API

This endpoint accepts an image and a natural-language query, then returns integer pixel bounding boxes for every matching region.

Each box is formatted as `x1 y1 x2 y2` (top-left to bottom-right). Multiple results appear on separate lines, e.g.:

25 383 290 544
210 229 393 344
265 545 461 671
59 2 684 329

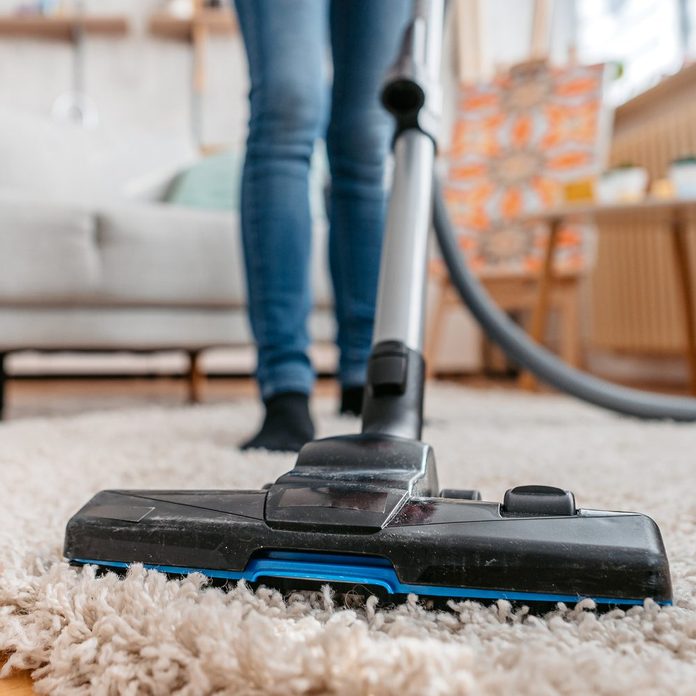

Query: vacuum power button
502 485 577 516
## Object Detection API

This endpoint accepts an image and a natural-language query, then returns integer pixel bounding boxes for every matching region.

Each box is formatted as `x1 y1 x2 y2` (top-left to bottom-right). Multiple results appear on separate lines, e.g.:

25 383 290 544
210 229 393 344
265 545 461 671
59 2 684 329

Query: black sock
340 385 364 417
240 392 314 453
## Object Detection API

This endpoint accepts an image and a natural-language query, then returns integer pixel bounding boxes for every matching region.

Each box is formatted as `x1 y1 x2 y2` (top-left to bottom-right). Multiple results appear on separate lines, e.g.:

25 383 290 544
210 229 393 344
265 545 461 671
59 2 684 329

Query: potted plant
669 156 696 198
597 163 648 203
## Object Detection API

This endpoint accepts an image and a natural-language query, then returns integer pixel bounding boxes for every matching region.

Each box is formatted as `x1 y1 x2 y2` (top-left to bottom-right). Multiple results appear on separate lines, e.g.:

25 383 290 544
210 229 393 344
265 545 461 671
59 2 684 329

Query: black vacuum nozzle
65 433 672 608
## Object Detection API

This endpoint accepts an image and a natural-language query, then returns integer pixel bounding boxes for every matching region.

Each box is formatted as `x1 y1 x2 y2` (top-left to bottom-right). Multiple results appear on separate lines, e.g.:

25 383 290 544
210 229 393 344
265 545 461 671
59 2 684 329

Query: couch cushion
163 142 330 221
97 203 244 306
0 199 99 301
0 196 334 309
165 149 241 211
97 202 334 308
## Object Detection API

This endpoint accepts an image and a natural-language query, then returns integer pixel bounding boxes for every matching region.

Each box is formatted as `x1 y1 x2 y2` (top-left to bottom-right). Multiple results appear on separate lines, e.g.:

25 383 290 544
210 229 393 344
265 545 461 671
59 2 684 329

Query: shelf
0 15 129 41
149 9 237 43
615 63 696 126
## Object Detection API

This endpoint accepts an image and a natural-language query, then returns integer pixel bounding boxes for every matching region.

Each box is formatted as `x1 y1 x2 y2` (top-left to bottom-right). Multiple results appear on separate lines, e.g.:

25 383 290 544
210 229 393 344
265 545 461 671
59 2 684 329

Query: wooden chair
425 262 582 379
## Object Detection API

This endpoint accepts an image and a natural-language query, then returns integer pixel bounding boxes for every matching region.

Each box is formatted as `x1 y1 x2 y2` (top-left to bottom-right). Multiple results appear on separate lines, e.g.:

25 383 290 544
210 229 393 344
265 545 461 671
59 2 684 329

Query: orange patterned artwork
445 62 609 275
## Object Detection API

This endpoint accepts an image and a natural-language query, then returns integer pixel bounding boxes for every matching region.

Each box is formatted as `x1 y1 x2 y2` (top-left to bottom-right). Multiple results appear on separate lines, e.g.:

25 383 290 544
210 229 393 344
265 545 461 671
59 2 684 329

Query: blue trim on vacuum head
70 550 670 606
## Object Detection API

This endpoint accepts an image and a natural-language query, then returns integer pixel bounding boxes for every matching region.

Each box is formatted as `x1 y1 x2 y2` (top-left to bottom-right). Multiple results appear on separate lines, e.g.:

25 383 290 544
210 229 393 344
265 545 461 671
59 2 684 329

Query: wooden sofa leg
0 352 5 419
186 350 204 404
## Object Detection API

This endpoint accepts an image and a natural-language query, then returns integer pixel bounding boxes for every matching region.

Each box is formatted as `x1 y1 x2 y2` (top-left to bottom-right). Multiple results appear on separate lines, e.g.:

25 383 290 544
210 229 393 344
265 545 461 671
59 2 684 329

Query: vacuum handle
372 0 444 354
362 0 445 441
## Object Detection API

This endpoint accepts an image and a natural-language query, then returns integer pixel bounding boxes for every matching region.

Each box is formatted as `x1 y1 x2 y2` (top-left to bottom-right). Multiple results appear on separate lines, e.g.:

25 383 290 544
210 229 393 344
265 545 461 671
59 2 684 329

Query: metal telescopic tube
360 0 445 440
372 131 435 351
372 0 444 353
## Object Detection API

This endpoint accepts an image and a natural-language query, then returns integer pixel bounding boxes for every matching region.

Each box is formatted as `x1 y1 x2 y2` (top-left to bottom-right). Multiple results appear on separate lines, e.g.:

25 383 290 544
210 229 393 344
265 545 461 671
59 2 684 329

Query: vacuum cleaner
64 0 675 607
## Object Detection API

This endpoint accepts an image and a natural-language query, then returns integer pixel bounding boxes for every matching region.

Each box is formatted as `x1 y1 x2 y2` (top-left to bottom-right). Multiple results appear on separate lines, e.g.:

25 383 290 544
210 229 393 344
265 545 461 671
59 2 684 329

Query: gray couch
0 194 335 415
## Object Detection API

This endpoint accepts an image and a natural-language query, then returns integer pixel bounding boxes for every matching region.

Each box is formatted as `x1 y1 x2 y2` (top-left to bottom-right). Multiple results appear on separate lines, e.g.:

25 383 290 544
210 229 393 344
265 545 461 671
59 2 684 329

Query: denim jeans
234 0 412 399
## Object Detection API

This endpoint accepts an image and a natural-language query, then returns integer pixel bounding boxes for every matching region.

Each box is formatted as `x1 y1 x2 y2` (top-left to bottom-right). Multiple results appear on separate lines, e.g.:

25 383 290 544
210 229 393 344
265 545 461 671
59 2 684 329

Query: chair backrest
444 61 611 276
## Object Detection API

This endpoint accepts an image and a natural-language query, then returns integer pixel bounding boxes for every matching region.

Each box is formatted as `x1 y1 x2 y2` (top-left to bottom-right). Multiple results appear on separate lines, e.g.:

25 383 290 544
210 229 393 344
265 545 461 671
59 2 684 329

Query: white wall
478 0 576 76
0 0 249 148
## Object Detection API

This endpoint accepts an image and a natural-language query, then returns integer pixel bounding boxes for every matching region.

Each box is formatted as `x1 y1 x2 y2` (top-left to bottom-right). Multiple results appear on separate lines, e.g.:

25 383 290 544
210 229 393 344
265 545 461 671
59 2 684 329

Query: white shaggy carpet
2 386 696 695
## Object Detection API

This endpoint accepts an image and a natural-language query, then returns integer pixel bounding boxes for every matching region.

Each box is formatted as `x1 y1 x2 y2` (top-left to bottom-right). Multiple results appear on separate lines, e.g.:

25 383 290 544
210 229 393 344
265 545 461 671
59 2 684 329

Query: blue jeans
234 0 412 399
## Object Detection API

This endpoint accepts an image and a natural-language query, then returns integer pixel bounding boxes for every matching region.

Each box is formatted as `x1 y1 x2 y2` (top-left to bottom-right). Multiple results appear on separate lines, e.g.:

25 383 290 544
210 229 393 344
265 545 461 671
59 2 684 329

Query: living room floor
3 375 695 695
3 373 687 422
0 373 690 695
2 376 345 422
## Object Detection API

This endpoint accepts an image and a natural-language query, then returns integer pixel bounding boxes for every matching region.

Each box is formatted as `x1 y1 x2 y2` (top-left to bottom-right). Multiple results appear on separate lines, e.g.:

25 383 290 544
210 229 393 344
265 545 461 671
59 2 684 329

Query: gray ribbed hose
432 175 696 421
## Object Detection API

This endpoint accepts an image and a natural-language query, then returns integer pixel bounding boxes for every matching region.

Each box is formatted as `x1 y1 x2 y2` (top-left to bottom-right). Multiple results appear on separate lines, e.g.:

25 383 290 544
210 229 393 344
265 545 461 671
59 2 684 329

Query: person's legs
327 0 412 415
235 0 327 449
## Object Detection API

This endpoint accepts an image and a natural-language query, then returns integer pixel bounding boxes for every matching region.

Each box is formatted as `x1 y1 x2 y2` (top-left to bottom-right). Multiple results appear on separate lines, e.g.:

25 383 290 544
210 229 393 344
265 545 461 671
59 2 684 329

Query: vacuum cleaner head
65 433 672 608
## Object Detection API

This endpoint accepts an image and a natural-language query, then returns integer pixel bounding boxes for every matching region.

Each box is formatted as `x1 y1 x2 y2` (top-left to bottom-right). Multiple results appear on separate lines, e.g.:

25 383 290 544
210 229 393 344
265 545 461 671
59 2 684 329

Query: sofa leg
0 352 6 419
186 350 204 404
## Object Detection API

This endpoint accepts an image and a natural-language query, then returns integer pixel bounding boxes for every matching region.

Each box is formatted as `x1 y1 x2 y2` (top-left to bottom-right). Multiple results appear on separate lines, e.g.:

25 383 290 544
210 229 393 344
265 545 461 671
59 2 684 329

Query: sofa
0 193 337 412
0 109 336 415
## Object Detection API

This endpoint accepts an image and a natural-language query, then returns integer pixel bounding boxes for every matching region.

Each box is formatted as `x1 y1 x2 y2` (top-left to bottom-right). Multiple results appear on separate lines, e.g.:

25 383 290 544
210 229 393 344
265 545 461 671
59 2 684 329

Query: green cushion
165 145 329 217
165 150 241 211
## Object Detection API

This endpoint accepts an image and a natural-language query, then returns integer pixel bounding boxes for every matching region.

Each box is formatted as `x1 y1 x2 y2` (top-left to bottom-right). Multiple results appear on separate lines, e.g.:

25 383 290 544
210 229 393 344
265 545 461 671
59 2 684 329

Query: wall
477 0 576 76
0 0 248 148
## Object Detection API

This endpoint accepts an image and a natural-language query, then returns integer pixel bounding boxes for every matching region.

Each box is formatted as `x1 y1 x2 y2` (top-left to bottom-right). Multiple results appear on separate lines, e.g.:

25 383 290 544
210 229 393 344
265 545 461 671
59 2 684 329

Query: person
234 0 413 451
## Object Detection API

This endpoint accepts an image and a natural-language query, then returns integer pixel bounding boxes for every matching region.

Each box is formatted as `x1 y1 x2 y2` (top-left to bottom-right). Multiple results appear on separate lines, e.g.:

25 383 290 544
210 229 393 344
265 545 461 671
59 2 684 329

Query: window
576 0 684 104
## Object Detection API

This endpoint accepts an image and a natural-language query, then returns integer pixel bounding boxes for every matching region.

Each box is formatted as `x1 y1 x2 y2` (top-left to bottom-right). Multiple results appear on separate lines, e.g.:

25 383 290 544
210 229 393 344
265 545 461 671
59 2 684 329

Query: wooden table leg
424 274 450 380
519 217 561 391
669 215 696 395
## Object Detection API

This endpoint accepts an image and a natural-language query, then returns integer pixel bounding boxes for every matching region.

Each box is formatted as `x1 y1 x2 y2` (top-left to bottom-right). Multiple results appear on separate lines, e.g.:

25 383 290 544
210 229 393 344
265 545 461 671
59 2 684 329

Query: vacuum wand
361 0 444 441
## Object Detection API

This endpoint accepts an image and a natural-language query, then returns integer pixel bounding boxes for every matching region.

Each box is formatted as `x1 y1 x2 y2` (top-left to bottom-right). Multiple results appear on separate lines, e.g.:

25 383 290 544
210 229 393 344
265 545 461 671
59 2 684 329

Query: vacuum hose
432 175 696 421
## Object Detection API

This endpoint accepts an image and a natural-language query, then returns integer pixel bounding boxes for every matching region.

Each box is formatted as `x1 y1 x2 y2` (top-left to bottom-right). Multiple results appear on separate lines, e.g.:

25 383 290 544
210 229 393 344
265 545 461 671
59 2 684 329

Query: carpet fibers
1 386 696 695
